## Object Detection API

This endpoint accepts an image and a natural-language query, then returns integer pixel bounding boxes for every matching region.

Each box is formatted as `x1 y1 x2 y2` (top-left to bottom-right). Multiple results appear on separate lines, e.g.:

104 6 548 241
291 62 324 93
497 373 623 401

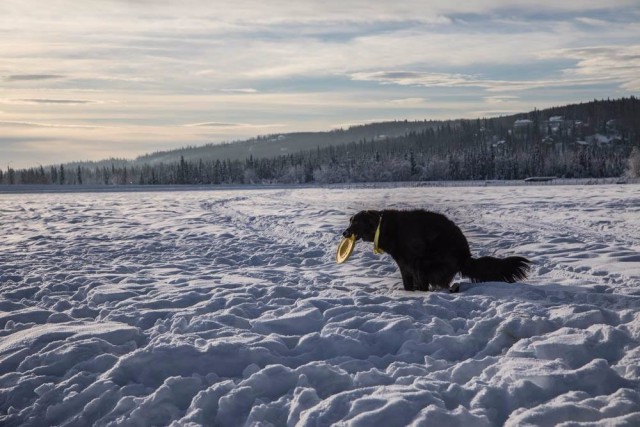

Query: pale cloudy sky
1 0 639 168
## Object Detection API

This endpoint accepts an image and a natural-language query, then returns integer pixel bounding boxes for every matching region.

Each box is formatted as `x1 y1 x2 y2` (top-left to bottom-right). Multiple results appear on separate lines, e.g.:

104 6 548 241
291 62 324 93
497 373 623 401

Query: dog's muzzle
342 228 357 239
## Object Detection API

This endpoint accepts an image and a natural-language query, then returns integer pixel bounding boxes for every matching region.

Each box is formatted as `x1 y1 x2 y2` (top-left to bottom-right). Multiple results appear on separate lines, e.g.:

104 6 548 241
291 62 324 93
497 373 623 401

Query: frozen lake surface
1 184 639 426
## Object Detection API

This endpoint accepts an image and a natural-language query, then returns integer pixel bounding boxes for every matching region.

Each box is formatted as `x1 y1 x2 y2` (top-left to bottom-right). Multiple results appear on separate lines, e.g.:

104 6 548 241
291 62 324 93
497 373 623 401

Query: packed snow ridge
1 184 639 426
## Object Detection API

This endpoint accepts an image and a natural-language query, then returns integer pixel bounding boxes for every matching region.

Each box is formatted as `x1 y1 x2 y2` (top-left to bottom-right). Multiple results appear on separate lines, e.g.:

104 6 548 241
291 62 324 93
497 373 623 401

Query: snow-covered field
1 184 639 426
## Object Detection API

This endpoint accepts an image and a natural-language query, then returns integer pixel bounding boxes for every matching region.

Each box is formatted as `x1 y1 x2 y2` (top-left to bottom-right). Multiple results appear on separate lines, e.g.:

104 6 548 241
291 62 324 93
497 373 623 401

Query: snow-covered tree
626 147 640 178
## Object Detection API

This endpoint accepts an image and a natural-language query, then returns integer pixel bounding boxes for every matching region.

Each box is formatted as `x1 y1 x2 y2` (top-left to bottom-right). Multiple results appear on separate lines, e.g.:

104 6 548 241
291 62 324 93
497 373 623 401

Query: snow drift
1 184 639 426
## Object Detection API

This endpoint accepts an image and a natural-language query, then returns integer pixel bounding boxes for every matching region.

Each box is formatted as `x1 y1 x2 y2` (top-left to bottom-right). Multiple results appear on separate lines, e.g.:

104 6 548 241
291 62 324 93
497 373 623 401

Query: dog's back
382 209 471 261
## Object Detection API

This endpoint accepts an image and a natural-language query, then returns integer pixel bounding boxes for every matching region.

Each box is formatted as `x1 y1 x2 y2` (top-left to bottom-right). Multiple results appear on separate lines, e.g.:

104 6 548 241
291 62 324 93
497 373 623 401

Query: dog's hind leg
425 265 457 292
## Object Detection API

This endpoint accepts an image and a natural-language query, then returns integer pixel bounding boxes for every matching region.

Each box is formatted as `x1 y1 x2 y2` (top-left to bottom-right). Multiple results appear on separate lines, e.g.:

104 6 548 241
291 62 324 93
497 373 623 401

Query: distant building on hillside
513 119 533 129
587 133 611 145
512 115 590 143
513 119 534 138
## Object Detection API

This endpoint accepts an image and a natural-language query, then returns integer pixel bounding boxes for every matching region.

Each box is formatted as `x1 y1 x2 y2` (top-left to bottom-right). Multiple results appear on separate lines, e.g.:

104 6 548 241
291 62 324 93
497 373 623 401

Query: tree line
2 97 639 185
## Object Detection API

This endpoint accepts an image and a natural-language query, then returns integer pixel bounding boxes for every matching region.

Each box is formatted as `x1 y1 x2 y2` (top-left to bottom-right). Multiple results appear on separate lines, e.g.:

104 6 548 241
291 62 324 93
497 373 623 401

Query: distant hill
133 120 446 165
118 97 640 167
5 97 639 185
60 97 638 169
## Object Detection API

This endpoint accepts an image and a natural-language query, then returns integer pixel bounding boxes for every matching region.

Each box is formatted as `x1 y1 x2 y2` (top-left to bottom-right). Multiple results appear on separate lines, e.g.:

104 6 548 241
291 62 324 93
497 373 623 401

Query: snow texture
1 184 639 426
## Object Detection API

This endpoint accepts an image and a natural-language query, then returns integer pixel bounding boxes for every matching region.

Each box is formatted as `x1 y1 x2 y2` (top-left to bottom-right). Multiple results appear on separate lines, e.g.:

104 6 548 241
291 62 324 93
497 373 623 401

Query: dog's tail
461 256 531 283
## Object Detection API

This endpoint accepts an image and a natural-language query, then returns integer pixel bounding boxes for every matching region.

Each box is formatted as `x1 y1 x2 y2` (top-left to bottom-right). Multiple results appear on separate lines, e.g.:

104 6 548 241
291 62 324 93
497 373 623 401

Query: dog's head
342 210 380 242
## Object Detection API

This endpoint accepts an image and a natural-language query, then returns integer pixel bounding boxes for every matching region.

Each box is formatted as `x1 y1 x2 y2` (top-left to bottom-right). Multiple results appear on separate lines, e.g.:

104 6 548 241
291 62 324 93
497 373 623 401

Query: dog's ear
362 210 380 227
366 210 380 218
352 210 380 224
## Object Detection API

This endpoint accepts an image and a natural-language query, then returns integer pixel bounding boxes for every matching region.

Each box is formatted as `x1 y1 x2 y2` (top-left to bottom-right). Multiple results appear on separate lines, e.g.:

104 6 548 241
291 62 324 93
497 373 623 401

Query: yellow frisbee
336 235 356 264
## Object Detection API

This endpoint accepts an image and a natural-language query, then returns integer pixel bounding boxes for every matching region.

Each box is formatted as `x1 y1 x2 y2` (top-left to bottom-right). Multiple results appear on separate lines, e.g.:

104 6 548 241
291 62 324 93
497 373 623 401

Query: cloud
552 45 640 91
574 17 612 27
183 121 284 129
1 0 638 168
23 1 634 27
351 69 624 92
484 95 520 103
0 120 104 129
4 99 99 105
389 97 429 105
352 71 481 88
4 74 64 81
220 88 259 94
183 122 245 128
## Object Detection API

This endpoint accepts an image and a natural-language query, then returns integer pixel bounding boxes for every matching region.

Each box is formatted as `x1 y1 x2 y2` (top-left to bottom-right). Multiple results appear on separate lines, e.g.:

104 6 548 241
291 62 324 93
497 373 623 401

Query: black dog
342 209 531 292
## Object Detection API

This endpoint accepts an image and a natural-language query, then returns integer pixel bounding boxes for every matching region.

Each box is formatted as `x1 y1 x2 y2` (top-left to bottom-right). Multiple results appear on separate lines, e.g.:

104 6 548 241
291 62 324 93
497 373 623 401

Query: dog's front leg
398 265 415 291
415 271 431 292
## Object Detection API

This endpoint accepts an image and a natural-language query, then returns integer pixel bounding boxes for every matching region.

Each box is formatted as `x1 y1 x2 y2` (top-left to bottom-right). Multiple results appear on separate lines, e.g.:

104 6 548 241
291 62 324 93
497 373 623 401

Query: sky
1 0 639 168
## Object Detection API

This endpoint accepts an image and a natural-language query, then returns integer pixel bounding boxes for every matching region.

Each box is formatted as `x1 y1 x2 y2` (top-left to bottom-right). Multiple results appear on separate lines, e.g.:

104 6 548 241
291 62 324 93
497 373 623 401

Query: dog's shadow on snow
389 280 617 306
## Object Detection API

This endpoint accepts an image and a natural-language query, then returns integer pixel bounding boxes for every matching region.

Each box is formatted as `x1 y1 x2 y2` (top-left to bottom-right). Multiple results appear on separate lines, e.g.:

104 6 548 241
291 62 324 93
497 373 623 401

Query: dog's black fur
342 209 531 292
